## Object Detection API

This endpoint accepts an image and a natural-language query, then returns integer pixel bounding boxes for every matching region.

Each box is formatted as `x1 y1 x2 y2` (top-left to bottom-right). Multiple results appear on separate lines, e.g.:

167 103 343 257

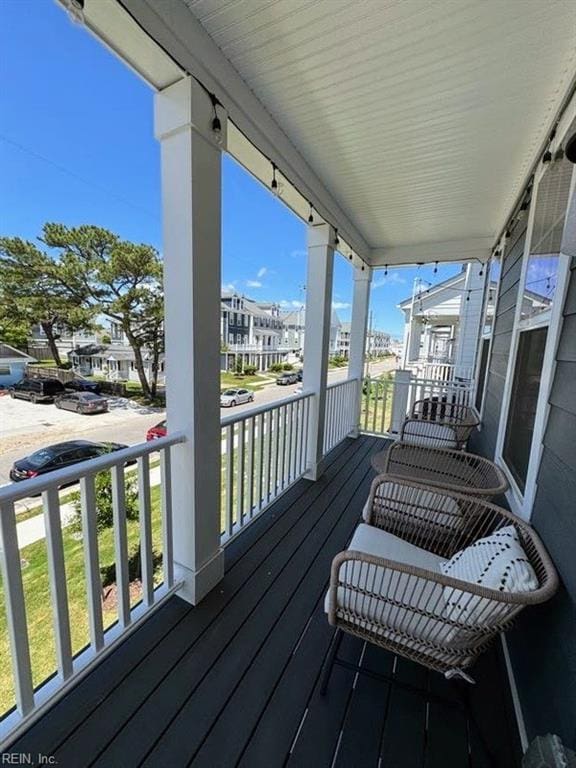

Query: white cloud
257 267 267 278
279 299 304 308
221 282 236 293
246 280 262 288
290 249 307 259
332 301 351 310
372 272 407 289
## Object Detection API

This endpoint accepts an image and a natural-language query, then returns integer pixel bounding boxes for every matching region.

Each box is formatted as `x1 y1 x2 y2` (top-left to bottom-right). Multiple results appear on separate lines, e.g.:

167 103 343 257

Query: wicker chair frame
371 441 509 498
328 476 557 675
408 399 480 449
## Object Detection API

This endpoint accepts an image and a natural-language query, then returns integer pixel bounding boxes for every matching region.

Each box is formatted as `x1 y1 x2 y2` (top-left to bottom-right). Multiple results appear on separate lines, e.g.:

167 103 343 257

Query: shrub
243 364 257 376
69 468 139 534
235 358 243 374
282 363 294 371
269 362 283 373
101 334 112 345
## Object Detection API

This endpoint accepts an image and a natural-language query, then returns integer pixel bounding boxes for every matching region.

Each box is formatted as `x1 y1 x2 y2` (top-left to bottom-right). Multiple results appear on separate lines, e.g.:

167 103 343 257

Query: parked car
146 420 167 441
220 388 254 407
10 377 66 403
276 372 298 385
55 392 109 415
296 369 303 382
9 440 131 482
64 379 102 394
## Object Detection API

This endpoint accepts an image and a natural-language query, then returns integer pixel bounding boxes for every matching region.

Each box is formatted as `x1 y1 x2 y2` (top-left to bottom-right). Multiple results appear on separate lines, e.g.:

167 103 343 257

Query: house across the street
0 343 35 387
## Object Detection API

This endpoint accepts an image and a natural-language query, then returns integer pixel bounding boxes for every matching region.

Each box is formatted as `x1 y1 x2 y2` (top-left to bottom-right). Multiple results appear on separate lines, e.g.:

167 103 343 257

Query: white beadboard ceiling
180 0 575 251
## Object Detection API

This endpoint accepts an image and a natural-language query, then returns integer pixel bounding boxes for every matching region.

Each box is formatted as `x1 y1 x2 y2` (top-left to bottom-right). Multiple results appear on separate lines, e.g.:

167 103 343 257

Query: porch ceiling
88 0 575 265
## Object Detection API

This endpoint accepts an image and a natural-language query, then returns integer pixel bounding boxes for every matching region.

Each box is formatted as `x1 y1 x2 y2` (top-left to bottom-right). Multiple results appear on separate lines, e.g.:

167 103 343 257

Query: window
0 365 11 375
520 155 573 322
496 122 575 513
502 327 547 492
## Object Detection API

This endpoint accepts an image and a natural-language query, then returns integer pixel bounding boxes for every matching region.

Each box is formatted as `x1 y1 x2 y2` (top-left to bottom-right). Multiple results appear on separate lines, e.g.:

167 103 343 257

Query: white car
220 388 255 407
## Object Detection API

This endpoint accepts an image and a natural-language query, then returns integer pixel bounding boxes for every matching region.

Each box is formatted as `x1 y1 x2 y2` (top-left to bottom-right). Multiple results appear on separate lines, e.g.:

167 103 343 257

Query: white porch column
348 265 372 436
453 262 485 378
155 77 225 605
407 317 423 362
303 223 335 480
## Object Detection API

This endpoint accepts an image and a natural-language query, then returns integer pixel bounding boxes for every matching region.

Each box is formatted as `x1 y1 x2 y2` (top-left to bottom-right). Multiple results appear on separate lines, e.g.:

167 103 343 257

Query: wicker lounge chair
370 441 509 498
326 477 557 678
408 399 480 449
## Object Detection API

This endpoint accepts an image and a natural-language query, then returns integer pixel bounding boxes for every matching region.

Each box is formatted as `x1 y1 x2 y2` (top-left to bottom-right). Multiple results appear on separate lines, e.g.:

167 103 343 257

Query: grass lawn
0 484 165 716
220 372 273 391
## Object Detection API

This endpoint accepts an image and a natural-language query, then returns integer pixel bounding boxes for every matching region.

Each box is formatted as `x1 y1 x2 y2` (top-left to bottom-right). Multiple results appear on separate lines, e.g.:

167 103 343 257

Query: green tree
69 470 139 534
0 237 95 366
40 224 164 400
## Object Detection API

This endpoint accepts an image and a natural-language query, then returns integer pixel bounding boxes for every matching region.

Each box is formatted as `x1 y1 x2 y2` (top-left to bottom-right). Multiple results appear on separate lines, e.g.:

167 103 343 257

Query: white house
398 264 485 379
281 308 342 358
0 343 35 387
338 322 391 358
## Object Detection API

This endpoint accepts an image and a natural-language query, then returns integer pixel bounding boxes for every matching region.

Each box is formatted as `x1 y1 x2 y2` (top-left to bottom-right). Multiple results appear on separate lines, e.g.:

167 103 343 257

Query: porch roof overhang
73 0 576 267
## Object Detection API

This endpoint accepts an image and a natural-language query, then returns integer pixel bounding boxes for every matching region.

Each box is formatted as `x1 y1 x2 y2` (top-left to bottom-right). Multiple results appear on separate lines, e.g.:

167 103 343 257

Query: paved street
0 360 395 488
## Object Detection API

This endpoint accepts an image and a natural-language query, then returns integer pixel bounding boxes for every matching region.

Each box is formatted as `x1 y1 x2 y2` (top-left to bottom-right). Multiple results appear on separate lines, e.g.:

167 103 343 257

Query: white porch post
453 262 485 378
155 77 225 605
348 265 372 436
303 223 335 480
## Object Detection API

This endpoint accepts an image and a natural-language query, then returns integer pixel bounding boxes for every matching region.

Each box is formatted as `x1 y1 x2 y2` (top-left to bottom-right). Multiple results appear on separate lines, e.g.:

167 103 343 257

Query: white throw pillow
440 525 538 635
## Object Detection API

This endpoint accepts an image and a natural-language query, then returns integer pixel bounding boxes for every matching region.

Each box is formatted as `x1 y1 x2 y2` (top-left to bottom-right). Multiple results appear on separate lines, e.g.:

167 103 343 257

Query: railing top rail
326 377 359 390
0 432 186 506
410 377 473 388
220 389 313 428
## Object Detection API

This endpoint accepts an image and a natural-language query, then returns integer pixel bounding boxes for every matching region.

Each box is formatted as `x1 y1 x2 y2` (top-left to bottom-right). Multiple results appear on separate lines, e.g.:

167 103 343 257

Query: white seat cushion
325 525 451 644
347 523 445 572
402 420 459 449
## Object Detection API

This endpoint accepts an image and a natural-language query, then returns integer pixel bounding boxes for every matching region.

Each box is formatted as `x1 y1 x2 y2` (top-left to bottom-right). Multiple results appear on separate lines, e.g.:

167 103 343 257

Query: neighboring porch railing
323 378 359 454
360 371 475 437
407 361 473 382
0 433 184 742
220 391 313 543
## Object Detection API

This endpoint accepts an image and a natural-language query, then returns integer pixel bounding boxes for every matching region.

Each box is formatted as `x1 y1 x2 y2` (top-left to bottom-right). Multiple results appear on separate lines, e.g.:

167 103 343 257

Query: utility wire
0 133 159 220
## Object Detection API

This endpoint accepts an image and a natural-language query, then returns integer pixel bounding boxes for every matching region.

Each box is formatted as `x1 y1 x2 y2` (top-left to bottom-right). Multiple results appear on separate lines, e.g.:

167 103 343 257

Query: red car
146 420 167 441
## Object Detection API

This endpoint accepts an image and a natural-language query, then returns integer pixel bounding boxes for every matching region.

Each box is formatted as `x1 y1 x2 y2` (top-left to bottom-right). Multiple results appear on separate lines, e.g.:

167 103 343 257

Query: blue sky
0 0 459 337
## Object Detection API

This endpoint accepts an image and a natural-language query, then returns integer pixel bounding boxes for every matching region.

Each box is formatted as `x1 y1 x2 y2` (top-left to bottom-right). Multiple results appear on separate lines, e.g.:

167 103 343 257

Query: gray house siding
470 219 527 458
471 192 576 748
506 214 576 750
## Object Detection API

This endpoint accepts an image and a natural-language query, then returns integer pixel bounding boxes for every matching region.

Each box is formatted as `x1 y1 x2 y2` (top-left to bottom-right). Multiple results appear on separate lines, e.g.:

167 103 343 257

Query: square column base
174 548 225 605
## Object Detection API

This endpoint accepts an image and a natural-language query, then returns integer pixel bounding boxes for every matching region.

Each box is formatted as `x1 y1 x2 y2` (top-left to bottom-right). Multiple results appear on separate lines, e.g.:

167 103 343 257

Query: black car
276 371 299 385
296 369 303 382
10 440 130 482
64 379 102 394
10 377 66 403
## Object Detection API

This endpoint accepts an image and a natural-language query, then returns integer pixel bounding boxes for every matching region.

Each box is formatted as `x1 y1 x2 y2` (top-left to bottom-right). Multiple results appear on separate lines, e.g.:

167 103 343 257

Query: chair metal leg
320 628 343 696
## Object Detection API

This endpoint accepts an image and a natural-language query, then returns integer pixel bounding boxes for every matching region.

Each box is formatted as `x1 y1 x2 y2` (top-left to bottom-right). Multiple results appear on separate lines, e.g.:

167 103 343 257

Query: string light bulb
271 163 278 194
334 229 340 247
433 261 438 275
308 202 314 224
209 94 223 146
384 264 388 276
466 290 471 302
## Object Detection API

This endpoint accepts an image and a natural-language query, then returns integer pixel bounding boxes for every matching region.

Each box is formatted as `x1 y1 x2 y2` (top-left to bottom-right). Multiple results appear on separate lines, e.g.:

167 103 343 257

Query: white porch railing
360 371 475 437
407 361 473 382
0 433 184 742
220 391 313 543
323 378 359 453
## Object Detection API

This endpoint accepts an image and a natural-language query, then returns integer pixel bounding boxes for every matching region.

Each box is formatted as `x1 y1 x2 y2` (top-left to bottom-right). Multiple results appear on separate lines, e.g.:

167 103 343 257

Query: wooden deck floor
8 436 522 767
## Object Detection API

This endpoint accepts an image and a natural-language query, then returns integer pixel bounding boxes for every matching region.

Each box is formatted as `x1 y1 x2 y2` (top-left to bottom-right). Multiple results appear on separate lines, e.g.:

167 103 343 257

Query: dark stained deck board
6 436 522 768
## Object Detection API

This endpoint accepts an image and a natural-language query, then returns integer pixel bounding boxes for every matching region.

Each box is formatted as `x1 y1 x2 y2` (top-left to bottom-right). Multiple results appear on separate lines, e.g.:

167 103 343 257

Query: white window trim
495 158 576 521
473 235 506 423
